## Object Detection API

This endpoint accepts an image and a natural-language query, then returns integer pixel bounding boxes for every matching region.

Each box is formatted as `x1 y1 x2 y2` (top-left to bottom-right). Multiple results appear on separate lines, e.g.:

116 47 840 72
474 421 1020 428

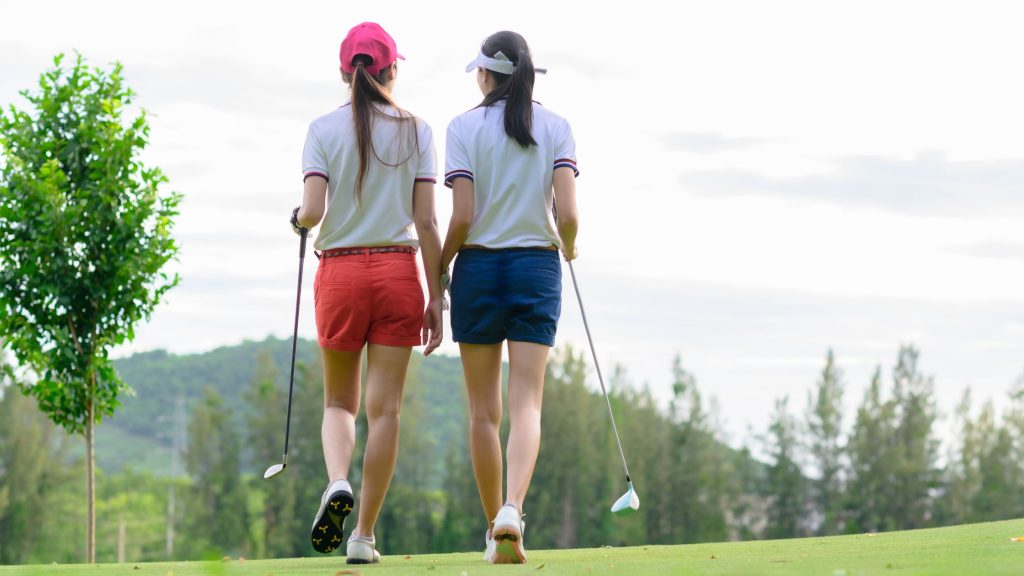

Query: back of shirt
303 103 437 251
444 101 578 249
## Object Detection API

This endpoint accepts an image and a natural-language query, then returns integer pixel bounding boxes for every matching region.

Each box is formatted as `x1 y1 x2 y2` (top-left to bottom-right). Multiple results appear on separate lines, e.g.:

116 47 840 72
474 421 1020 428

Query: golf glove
441 269 451 311
290 206 308 236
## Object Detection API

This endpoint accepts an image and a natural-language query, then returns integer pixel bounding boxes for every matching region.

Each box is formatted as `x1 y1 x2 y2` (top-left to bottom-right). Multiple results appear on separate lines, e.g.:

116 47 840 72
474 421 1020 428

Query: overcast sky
3 0 1023 446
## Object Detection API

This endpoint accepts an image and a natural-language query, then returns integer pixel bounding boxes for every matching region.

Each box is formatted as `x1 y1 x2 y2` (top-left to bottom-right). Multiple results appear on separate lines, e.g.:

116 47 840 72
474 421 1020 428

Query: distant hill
99 336 468 481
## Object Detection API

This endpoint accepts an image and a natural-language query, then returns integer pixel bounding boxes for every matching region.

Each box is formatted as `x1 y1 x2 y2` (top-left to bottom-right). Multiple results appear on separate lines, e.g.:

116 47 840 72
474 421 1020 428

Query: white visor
465 50 515 75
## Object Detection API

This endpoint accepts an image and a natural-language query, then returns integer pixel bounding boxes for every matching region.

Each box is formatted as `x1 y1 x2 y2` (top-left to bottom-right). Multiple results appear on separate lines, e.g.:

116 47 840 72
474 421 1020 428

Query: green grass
4 518 1022 576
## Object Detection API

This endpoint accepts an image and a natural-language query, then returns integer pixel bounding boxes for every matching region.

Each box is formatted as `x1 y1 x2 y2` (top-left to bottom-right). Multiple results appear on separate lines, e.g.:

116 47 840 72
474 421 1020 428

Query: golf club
566 258 640 515
264 227 308 480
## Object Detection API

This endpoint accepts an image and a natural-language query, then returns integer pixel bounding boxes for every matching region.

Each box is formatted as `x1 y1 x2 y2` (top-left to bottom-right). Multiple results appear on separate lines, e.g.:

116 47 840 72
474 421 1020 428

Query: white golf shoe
346 533 381 564
491 504 526 564
483 529 496 562
310 479 353 554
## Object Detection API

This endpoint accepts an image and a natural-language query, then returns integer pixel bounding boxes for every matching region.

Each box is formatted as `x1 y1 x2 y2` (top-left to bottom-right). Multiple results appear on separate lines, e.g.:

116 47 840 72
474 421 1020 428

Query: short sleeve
553 118 579 177
415 121 437 184
301 123 329 182
444 119 474 188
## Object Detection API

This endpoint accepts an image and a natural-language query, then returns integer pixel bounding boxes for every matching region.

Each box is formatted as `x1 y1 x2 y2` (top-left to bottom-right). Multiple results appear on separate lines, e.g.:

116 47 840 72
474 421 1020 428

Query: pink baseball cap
339 22 404 75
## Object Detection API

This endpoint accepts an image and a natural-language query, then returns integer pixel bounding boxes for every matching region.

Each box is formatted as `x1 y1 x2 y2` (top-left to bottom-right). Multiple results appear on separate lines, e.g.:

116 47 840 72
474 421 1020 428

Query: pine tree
763 396 806 538
668 355 725 543
970 401 1016 521
846 367 898 533
530 346 603 549
283 355 333 557
890 346 939 529
699 396 734 542
377 353 440 554
806 349 845 535
940 388 981 525
609 366 668 546
1004 371 1024 518
245 352 300 558
182 387 250 558
434 439 479 552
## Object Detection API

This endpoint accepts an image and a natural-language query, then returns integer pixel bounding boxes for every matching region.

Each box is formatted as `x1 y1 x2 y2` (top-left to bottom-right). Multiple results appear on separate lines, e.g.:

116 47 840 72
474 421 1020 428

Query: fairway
4 518 1022 576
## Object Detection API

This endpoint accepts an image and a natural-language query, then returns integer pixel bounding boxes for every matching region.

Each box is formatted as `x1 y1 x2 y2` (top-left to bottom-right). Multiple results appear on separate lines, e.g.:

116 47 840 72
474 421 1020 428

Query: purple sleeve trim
443 169 474 189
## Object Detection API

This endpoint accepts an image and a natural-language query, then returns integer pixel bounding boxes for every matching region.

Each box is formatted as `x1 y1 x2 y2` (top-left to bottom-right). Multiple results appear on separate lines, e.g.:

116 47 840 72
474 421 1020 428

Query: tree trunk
117 514 126 563
86 378 96 563
166 483 175 558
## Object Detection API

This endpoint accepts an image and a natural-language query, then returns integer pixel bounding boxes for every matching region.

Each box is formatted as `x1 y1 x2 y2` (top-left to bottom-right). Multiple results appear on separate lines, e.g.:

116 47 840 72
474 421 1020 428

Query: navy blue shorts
450 248 562 347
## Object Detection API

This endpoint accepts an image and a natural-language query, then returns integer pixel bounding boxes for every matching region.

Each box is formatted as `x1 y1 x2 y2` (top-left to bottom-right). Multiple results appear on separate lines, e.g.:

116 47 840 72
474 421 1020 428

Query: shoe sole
311 489 354 554
346 556 380 564
491 526 526 564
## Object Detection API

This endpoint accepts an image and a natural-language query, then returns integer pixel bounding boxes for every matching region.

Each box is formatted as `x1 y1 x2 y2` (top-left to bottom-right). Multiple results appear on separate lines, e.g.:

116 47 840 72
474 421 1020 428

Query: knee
469 406 501 428
510 403 542 427
325 394 359 416
365 398 401 423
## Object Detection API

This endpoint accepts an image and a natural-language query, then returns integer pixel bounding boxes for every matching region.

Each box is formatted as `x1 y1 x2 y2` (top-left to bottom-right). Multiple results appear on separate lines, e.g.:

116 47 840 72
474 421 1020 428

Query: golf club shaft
282 228 307 461
567 259 632 483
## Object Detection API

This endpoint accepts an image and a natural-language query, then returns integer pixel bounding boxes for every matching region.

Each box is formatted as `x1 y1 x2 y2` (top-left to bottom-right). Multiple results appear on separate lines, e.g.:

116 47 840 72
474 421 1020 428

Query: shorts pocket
320 262 355 286
377 259 419 282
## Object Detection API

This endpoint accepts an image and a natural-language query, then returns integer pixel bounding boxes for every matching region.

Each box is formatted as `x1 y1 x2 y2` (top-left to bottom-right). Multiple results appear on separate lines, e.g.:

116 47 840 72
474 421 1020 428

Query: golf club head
263 463 285 480
611 482 640 515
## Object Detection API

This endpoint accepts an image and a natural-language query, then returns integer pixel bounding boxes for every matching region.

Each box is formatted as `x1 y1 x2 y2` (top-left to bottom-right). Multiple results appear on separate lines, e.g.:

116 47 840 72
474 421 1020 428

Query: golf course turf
4 518 1021 575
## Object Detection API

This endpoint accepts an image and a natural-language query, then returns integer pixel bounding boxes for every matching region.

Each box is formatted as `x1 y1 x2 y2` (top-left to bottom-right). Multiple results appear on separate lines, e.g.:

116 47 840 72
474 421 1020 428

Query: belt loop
363 248 369 264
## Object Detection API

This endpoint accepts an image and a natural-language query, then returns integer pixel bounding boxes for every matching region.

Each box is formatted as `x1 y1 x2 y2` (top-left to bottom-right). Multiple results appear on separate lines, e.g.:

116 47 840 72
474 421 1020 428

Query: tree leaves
0 52 180 434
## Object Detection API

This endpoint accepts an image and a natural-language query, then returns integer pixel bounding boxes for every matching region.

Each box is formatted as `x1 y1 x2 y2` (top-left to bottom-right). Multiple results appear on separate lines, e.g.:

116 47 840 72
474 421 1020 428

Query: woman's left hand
422 297 444 356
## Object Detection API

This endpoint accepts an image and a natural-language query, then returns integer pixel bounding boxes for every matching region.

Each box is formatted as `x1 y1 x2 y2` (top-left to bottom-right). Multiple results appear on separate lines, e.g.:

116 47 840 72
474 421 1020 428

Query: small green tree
0 53 180 562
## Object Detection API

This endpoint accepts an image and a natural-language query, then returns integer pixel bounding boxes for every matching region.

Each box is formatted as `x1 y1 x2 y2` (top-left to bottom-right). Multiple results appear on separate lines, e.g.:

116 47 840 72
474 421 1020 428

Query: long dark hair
476 31 536 148
342 55 418 206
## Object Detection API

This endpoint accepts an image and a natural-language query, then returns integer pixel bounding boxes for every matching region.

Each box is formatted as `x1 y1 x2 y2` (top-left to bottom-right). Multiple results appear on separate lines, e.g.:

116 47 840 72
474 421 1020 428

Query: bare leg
504 341 549 512
321 347 363 481
460 342 505 527
352 343 412 537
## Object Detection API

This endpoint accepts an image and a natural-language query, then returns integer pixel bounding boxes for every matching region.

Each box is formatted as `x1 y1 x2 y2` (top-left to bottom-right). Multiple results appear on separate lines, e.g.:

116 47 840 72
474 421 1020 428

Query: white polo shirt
444 101 578 249
302 102 436 251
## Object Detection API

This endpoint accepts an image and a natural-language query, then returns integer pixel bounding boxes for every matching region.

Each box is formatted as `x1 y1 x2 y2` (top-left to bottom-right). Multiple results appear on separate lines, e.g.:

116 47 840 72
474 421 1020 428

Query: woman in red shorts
291 21 443 564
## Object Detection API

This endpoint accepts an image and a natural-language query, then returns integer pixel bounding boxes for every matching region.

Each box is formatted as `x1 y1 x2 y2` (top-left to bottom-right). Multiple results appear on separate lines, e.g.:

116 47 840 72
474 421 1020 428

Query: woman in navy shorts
440 30 579 564
293 22 443 564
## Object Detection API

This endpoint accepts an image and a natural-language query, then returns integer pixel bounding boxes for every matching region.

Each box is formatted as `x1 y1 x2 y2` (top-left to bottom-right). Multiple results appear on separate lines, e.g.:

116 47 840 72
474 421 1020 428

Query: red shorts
313 249 424 351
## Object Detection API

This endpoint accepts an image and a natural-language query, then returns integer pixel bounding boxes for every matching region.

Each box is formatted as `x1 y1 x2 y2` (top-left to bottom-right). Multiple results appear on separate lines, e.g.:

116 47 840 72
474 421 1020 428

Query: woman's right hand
421 297 444 356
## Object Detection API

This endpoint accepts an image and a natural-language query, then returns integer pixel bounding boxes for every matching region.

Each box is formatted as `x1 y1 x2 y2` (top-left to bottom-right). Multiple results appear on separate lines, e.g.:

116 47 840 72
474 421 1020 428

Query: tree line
1 343 1022 564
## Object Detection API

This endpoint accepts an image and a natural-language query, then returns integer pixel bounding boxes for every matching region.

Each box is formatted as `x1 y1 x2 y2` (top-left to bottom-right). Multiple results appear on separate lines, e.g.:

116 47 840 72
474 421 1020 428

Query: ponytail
477 31 537 148
346 56 419 206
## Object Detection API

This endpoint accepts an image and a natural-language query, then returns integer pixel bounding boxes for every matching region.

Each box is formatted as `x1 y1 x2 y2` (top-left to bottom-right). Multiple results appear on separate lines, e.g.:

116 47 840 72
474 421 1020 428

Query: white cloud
680 152 1024 216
